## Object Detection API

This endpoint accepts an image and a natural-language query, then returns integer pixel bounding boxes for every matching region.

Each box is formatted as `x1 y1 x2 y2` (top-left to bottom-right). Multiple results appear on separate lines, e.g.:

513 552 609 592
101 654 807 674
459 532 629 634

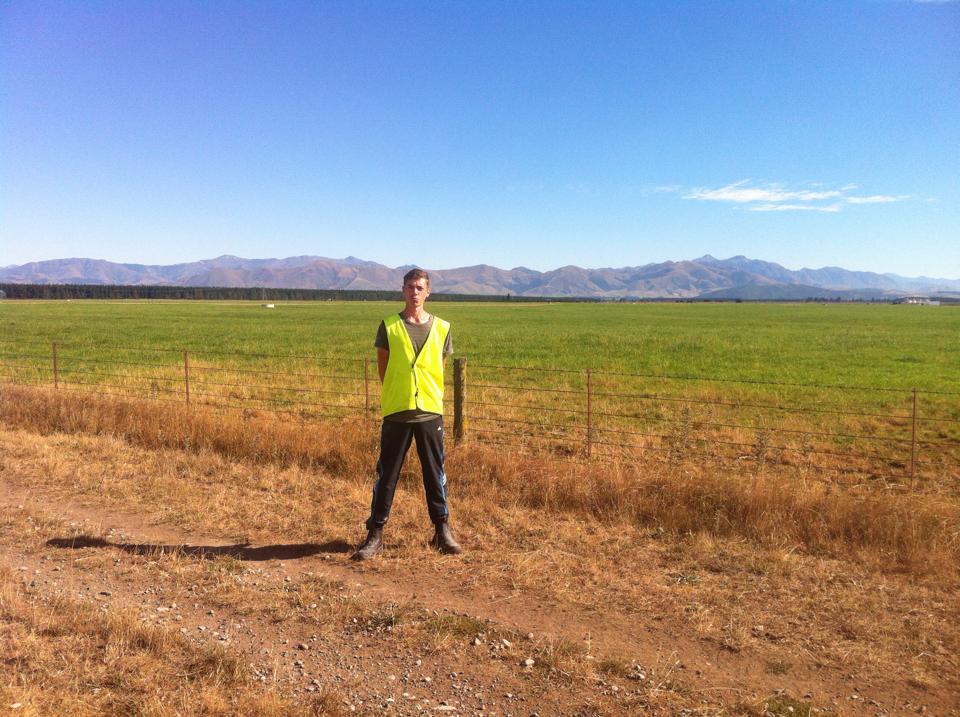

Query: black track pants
366 416 448 530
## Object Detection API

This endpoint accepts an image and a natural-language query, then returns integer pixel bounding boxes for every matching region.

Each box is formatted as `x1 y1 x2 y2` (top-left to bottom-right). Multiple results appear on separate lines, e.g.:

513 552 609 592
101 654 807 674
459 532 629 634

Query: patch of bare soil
0 426 957 716
0 490 687 716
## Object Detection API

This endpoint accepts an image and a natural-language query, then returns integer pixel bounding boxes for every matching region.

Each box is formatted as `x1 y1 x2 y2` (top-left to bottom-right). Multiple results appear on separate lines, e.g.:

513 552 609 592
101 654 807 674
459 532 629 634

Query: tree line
4 283 952 304
0 283 585 302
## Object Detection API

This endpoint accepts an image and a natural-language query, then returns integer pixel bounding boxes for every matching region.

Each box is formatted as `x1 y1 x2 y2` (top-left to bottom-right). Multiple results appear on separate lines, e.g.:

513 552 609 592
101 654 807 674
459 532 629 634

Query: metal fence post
586 368 593 459
183 350 190 404
910 388 918 482
453 357 466 443
52 341 59 390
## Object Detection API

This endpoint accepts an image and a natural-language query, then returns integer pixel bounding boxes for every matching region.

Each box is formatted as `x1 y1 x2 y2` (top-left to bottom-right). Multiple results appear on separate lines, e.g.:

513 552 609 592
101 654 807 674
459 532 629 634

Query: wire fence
462 361 960 486
1 340 957 487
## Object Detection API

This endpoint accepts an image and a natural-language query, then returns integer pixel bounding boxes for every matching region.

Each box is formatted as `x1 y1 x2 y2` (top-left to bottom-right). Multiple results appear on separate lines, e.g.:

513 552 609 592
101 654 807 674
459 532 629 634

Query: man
352 268 462 560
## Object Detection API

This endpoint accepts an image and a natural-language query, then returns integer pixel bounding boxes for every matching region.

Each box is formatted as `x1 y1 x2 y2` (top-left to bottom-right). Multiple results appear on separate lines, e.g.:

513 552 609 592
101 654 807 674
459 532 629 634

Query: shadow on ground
46 535 353 561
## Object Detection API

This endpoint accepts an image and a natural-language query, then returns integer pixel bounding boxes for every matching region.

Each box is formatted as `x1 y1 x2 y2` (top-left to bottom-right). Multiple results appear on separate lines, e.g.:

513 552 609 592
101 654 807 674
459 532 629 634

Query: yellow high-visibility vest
380 313 450 417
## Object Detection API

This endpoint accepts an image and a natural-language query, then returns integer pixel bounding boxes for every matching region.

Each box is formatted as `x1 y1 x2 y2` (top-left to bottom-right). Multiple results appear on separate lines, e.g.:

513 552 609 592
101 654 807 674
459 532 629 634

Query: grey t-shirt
375 314 453 423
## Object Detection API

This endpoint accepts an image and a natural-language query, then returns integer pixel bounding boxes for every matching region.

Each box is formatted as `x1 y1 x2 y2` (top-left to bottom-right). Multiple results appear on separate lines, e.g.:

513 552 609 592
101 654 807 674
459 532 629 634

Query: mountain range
2 254 959 300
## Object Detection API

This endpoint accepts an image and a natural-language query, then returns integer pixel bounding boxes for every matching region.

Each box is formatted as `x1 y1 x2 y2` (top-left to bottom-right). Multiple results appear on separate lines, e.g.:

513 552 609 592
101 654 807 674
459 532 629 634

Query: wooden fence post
453 357 467 443
910 388 918 483
183 350 190 404
586 368 593 459
52 341 59 390
363 357 370 412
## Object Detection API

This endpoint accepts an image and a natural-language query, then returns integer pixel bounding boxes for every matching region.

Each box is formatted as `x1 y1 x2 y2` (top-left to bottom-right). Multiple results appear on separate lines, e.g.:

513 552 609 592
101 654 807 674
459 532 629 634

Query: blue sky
1 1 958 277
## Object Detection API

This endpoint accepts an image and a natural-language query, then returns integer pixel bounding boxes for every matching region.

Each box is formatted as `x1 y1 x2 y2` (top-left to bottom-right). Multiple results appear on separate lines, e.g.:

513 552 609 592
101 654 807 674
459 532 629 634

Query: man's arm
442 327 452 369
377 347 389 383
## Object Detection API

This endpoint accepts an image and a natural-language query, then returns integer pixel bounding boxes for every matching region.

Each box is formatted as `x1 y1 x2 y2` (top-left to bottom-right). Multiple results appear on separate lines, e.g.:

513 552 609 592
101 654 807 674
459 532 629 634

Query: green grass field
2 300 958 479
2 299 957 389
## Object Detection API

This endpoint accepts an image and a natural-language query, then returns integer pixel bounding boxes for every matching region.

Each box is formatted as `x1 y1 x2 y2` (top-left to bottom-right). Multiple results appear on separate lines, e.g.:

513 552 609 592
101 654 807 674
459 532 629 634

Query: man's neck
402 307 430 324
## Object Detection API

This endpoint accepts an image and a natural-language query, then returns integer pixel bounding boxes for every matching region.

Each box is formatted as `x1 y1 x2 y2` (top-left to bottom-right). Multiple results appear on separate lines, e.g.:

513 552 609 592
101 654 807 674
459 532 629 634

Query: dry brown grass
2 385 959 713
0 564 347 716
2 383 958 576
0 384 372 474
456 445 960 575
7 429 955 705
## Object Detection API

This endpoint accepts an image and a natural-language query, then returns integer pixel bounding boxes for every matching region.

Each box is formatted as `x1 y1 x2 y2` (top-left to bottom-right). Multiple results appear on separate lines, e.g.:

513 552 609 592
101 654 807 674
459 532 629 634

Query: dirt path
2 471 951 717
0 479 714 713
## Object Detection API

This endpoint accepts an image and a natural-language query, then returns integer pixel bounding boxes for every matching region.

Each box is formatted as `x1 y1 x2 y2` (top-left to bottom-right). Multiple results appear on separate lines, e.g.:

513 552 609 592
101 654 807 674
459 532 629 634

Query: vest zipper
409 320 431 411
411 358 420 408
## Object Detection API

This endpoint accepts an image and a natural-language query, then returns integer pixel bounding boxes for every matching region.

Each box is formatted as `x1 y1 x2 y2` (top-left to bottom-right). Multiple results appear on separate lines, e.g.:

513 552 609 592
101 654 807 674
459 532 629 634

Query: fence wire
1 342 957 486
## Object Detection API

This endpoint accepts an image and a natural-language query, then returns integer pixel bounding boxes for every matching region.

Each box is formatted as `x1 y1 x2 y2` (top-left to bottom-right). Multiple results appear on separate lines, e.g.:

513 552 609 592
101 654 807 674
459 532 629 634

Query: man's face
403 278 430 308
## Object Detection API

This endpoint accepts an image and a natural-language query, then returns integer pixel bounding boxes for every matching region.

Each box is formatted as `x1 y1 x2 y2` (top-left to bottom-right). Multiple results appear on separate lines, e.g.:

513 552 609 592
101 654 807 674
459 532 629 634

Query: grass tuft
424 612 491 640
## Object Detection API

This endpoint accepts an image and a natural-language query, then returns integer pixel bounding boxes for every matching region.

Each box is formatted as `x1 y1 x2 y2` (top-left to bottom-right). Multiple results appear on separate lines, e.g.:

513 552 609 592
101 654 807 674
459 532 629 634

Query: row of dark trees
3 283 955 304
0 283 576 302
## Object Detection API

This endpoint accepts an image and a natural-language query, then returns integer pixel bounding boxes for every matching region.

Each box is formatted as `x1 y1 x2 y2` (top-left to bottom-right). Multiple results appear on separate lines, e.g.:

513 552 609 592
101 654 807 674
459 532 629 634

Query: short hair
403 268 430 287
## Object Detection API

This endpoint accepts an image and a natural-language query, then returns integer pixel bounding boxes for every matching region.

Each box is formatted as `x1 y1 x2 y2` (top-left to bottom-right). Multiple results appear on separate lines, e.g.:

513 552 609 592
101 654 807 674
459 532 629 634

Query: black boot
430 520 463 555
352 526 384 561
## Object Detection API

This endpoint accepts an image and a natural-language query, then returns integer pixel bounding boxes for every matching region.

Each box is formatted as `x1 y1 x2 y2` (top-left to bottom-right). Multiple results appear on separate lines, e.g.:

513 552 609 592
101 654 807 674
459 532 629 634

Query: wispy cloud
685 181 844 203
844 194 909 204
747 202 843 213
677 180 910 213
636 184 684 197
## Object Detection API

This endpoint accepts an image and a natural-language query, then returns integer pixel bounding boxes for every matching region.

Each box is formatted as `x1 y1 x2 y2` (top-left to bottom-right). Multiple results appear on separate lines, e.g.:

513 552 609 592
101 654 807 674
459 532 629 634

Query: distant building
894 296 940 306
0 289 5 299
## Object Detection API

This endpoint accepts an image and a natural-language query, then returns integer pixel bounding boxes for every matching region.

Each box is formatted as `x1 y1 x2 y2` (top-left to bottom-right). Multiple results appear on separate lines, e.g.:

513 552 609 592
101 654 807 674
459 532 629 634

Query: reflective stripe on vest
380 314 450 417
